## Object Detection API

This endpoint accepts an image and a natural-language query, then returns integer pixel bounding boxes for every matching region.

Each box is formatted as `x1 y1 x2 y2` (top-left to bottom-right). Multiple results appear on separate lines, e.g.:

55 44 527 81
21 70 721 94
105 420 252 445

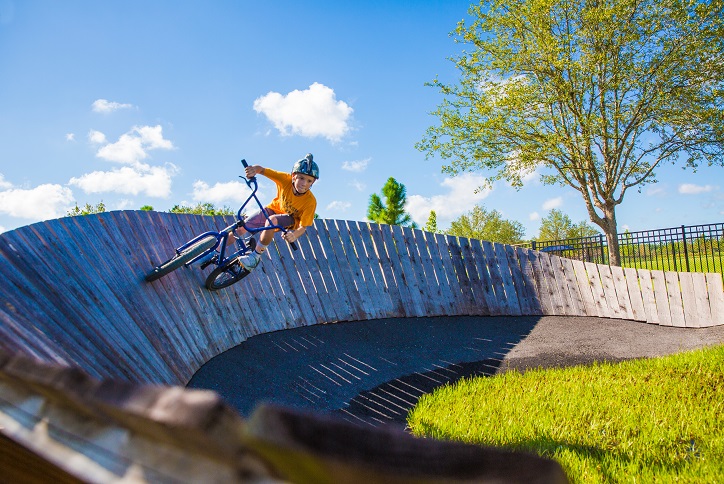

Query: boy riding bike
232 153 319 271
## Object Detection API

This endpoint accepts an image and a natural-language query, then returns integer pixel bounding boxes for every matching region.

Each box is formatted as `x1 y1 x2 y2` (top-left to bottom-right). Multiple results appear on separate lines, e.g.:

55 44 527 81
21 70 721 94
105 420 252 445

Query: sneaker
238 250 261 271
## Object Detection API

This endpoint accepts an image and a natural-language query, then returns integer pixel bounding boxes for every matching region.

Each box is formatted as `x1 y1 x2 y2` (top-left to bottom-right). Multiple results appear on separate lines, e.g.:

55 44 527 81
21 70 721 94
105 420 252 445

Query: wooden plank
311 220 353 321
690 273 712 328
539 252 565 315
370 225 406 317
504 246 530 314
597 264 622 319
705 273 724 326
391 225 427 317
355 222 394 317
493 242 522 315
584 262 610 318
636 269 659 324
515 247 543 314
548 255 575 316
651 270 672 326
528 250 555 315
609 265 634 320
380 224 419 317
559 258 584 316
571 260 597 317
447 235 475 315
405 227 441 316
347 221 385 319
468 240 495 315
623 267 646 321
664 272 686 327
299 225 342 323
322 220 368 321
479 241 506 315
678 272 698 328
435 233 466 315
422 231 457 316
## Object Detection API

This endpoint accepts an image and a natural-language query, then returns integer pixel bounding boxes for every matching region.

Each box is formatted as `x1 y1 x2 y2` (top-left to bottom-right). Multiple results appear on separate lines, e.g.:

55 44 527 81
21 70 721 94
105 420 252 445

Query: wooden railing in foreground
0 211 721 482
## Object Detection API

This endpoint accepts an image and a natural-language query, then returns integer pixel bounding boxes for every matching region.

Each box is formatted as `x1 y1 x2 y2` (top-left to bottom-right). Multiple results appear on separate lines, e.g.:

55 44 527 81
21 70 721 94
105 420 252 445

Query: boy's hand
282 231 297 243
245 165 264 178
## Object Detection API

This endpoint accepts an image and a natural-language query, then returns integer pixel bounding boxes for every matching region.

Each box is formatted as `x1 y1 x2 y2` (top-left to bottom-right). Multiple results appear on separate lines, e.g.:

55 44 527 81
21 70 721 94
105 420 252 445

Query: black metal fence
524 223 724 273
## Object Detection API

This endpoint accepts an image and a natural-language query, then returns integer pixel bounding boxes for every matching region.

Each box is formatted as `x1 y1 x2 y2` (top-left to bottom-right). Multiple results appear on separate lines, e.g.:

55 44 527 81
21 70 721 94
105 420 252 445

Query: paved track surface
188 316 724 429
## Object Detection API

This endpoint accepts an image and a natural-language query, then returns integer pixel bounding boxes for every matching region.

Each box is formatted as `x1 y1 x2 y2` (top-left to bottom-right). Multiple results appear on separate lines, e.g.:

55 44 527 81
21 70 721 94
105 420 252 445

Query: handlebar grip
241 159 249 168
290 241 298 251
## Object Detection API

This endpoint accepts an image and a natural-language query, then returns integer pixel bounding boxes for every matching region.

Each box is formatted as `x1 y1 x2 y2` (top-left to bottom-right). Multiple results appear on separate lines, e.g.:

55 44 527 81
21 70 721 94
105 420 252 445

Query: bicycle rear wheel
205 260 250 290
145 235 217 282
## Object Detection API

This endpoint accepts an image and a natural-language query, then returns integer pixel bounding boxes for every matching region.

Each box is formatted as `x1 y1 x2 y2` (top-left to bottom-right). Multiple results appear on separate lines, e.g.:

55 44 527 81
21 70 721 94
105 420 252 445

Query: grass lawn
407 344 724 483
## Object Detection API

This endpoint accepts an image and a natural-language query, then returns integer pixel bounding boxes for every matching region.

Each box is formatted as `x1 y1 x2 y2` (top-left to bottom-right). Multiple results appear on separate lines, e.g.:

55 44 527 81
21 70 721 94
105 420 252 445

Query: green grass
407 345 724 483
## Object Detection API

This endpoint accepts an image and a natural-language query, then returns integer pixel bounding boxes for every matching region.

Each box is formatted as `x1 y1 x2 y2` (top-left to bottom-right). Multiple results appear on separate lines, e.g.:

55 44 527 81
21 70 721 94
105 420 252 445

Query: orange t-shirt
264 168 317 228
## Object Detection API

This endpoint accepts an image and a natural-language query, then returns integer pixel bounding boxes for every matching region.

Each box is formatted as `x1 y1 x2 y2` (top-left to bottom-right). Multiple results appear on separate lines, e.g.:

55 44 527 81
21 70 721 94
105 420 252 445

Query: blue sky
1 0 722 237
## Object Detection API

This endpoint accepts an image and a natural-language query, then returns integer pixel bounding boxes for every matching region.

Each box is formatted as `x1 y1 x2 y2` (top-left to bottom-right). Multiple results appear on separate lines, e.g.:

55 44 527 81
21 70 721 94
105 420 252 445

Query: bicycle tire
205 260 250 290
145 235 218 282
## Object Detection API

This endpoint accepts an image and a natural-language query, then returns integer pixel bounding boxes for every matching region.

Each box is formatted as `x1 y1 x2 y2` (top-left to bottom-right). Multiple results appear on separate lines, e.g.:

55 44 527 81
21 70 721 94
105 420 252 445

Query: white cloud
327 200 351 211
0 183 74 219
646 186 667 196
406 174 492 227
88 129 107 144
66 133 75 141
191 180 250 205
679 183 716 195
349 180 366 192
95 125 174 165
0 174 12 189
92 99 133 113
542 197 563 210
342 158 370 172
253 82 353 142
68 163 178 198
529 211 540 221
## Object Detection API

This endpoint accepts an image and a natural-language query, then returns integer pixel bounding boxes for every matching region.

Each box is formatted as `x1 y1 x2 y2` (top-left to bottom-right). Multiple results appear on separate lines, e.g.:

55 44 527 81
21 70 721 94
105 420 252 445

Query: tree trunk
601 204 621 266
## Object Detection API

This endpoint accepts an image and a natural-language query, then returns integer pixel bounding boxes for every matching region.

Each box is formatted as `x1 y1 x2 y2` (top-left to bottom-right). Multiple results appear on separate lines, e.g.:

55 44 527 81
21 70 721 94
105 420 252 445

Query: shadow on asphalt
188 316 542 429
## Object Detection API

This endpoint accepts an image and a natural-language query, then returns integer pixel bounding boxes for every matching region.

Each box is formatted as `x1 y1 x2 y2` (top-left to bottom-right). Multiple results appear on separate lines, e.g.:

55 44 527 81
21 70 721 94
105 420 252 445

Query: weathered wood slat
690 273 712 328
434 233 465 315
412 229 445 316
348 221 387 319
548 256 575 316
422 231 457 315
460 238 489 315
678 272 698 328
558 258 584 316
664 272 686 327
479 241 506 315
623 267 646 321
369 225 406 317
391 226 427 317
584 262 610 318
651 270 673 326
515 247 543 314
571 260 597 317
597 265 622 319
539 253 565 315
310 221 352 321
356 222 396 317
705 273 724 326
446 235 475 315
527 250 554 315
320 220 367 321
609 266 633 320
637 269 659 324
492 242 522 315
380 225 418 317
401 227 437 316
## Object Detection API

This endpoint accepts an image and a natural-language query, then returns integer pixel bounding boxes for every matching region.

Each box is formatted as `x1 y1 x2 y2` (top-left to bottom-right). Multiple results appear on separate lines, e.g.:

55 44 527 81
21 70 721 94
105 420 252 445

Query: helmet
292 153 319 179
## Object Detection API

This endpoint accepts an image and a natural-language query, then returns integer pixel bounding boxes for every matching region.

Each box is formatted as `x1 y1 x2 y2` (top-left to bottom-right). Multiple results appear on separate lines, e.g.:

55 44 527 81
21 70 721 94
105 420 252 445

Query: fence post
531 240 537 250
600 234 607 265
681 225 690 272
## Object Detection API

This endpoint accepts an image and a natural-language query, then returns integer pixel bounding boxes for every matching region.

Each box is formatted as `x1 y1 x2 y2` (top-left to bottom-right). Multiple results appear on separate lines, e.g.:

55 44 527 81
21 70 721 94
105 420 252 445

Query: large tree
367 177 416 226
417 0 724 265
447 204 526 244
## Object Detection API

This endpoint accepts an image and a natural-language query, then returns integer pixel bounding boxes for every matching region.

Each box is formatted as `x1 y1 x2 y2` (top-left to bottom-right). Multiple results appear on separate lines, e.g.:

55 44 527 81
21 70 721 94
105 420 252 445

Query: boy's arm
245 165 265 178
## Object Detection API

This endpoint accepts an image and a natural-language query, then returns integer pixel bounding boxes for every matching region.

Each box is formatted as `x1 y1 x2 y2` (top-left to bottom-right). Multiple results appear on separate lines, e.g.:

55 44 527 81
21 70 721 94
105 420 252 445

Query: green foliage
409 345 724 483
169 202 234 216
67 201 106 216
417 0 724 265
424 210 438 233
537 209 599 241
367 177 417 227
140 205 154 211
447 204 525 244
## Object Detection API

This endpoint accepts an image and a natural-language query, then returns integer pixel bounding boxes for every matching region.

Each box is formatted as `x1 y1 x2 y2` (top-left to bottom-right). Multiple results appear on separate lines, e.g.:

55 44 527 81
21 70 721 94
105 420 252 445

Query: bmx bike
145 159 297 291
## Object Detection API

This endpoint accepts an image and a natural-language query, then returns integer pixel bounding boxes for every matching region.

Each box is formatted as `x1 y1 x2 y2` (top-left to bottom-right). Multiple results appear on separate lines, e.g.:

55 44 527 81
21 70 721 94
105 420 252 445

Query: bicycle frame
171 160 294 269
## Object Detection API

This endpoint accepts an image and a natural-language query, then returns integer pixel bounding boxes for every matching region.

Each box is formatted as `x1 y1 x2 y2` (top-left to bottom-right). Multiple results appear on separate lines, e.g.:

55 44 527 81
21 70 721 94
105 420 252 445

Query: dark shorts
245 209 294 231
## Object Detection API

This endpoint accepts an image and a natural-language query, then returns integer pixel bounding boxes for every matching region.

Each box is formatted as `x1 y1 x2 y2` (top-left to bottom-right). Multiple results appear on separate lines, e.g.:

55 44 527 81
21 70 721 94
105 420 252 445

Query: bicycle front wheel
205 260 250 291
145 235 217 282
